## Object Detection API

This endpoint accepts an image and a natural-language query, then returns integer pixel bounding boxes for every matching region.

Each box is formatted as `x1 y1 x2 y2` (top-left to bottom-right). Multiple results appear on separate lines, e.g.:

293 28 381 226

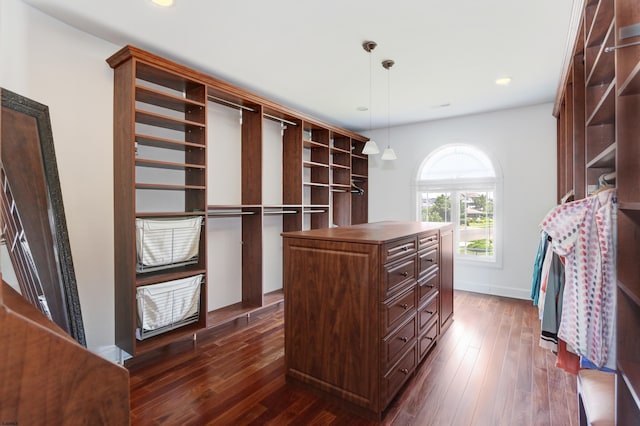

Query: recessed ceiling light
356 106 368 112
151 0 174 7
495 77 512 86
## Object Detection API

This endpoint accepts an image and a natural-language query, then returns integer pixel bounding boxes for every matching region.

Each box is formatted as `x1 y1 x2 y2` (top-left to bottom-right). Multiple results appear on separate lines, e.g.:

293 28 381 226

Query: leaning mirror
1 88 86 346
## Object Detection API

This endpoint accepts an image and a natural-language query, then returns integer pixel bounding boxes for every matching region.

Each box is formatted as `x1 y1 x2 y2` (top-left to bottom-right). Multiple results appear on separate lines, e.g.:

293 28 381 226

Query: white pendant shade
381 147 397 161
362 140 380 155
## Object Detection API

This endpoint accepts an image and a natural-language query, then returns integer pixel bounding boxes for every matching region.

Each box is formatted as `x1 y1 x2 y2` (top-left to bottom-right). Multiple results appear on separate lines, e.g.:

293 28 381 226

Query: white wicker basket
136 274 202 340
136 216 203 272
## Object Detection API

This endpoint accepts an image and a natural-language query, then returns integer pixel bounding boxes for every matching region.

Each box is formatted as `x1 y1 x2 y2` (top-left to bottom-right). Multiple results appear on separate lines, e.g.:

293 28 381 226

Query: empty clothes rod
264 210 298 215
207 211 255 217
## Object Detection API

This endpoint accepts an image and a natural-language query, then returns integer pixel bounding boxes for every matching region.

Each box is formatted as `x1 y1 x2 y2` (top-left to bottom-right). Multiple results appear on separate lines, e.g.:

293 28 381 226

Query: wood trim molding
106 45 367 141
553 0 586 117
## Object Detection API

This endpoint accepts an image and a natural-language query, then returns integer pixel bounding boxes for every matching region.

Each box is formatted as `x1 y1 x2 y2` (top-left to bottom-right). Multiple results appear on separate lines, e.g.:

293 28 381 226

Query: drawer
383 257 417 299
382 342 417 406
383 236 417 264
418 293 439 333
382 286 417 336
418 231 438 250
382 314 416 372
418 246 439 277
418 269 438 306
419 319 438 361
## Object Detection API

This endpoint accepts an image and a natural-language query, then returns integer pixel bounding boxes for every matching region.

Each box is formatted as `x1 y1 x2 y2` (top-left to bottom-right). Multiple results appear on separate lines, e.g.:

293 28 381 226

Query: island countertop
281 221 449 244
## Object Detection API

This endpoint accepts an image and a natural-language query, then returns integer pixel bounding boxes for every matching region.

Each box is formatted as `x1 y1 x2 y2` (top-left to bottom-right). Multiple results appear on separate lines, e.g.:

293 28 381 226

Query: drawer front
419 246 439 277
418 293 439 333
418 269 439 305
418 231 438 251
383 236 417 264
382 315 417 372
419 319 439 360
382 343 417 407
382 286 417 336
384 257 417 299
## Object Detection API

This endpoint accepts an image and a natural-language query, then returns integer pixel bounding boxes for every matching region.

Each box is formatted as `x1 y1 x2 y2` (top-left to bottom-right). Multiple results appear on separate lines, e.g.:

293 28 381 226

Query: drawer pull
402 246 409 251
401 271 409 277
401 303 409 310
400 368 409 375
399 336 409 342
424 336 434 341
421 283 434 288
426 258 434 263
426 310 434 315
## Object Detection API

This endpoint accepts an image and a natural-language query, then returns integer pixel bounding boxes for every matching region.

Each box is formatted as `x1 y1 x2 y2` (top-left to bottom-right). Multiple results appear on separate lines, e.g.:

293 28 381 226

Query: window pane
458 191 494 258
420 192 451 222
419 145 495 180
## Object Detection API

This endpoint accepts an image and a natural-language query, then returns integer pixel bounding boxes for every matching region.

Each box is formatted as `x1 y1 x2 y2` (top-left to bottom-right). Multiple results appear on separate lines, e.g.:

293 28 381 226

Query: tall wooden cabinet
108 46 370 356
554 0 640 421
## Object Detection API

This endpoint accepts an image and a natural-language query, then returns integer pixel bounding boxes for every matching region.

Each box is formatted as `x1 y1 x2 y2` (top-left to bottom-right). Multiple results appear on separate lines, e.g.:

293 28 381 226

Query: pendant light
361 41 380 155
381 59 397 160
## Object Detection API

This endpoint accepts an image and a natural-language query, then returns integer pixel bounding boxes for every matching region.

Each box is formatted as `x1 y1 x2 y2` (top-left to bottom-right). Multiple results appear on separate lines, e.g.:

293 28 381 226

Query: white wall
367 103 557 299
0 0 558 356
1 0 119 356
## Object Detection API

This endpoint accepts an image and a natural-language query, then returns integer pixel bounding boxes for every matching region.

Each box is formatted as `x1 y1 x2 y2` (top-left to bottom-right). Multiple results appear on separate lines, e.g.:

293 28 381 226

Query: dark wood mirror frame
1 88 86 346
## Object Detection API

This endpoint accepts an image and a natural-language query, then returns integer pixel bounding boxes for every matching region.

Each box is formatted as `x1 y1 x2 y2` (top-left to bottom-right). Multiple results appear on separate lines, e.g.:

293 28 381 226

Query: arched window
416 145 500 262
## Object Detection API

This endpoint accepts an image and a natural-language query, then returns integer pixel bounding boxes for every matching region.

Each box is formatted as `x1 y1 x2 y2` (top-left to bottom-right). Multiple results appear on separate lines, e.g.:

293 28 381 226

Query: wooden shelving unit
108 45 369 357
555 0 640 421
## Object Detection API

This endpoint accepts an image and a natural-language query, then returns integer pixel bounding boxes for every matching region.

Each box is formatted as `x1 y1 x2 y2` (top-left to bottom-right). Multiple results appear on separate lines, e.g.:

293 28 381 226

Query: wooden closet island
282 221 454 420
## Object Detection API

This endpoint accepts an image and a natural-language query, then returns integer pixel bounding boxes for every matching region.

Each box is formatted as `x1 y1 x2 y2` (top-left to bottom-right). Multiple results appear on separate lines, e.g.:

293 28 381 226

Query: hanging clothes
540 188 616 369
530 232 549 307
539 252 565 352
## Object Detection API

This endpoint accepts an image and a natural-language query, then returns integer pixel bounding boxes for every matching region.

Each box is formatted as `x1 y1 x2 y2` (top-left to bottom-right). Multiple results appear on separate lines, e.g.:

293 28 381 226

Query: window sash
418 187 496 261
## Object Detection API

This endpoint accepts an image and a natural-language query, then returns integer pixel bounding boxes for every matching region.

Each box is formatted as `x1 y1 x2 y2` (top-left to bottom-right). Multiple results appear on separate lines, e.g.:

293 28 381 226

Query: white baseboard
92 345 131 365
454 279 531 300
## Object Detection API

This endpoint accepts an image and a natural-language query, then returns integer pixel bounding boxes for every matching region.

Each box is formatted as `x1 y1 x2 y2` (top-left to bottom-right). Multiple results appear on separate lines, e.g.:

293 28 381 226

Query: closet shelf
136 267 207 287
330 163 350 170
330 146 350 154
351 173 368 180
586 20 615 86
586 80 615 126
618 60 640 96
303 161 329 168
135 134 206 151
586 141 616 168
303 140 328 149
136 85 206 112
303 181 329 188
585 0 614 49
136 110 206 132
619 362 640 411
135 158 205 171
136 183 206 191
351 153 367 160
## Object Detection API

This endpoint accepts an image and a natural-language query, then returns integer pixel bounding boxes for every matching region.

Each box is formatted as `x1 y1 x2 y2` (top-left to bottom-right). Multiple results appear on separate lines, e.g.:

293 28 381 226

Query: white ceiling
23 0 576 132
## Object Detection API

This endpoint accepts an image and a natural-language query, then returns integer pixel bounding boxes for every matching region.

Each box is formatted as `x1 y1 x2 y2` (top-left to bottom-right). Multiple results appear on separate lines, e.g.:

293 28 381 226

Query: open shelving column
109 53 208 356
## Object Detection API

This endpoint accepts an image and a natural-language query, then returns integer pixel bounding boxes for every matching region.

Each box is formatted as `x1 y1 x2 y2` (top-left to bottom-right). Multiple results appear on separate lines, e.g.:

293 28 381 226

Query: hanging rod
207 95 256 112
304 209 326 214
263 113 298 127
604 40 640 52
264 210 298 215
207 211 255 217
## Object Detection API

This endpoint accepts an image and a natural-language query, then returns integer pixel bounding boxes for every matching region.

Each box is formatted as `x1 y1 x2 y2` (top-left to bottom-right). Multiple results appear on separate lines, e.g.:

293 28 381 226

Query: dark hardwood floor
128 291 578 425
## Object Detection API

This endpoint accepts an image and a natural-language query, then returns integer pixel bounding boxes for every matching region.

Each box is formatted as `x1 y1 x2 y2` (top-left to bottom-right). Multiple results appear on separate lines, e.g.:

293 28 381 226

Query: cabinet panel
383 257 417 299
383 236 417 264
381 286 416 336
381 315 416 372
418 270 439 306
284 239 379 411
440 227 454 329
419 319 439 360
382 344 417 408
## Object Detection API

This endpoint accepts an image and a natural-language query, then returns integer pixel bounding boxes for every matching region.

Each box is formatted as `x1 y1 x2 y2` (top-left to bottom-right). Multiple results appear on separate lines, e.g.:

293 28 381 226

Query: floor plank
128 291 579 425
